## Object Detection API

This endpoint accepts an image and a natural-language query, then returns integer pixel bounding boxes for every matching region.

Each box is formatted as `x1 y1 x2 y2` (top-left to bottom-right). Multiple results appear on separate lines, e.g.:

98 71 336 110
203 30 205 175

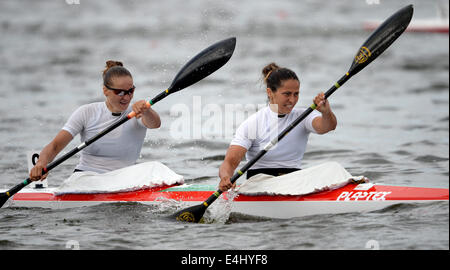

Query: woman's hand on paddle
313 92 332 114
219 176 236 192
29 161 49 181
218 145 247 192
132 100 151 119
132 100 161 129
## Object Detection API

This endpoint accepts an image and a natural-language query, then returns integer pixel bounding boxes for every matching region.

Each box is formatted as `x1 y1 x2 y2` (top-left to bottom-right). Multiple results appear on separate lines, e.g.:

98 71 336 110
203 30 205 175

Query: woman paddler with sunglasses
29 61 161 181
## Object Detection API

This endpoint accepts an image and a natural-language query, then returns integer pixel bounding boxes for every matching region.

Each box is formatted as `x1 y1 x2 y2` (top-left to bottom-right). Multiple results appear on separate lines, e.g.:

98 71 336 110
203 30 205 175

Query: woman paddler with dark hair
219 63 337 192
29 61 161 181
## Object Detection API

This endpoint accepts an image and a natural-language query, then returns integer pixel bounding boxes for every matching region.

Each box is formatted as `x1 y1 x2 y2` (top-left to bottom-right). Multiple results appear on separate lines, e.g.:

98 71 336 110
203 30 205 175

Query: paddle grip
126 100 153 119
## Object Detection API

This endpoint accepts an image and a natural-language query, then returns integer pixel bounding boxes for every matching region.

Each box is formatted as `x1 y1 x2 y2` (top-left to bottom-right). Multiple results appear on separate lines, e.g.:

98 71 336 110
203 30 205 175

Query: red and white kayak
2 182 448 219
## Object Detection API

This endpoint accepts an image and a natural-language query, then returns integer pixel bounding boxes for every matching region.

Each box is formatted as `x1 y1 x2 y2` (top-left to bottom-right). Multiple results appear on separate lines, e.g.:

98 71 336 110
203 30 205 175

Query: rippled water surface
0 0 448 250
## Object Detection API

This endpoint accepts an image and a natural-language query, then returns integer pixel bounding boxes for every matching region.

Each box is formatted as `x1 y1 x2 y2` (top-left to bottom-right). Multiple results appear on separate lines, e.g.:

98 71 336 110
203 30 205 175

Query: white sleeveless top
62 102 148 173
230 106 321 169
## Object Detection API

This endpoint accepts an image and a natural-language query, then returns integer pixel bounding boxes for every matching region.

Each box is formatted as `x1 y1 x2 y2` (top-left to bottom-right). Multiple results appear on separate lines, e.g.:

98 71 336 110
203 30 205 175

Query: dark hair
103 60 132 86
262 62 299 92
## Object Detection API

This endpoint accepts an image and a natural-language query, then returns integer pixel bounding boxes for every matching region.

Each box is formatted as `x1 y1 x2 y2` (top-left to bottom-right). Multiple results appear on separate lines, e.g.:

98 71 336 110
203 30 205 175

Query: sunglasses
104 84 136 96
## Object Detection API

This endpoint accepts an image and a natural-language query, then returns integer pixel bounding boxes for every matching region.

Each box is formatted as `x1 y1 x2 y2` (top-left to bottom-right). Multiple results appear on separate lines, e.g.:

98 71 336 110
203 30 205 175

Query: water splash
153 196 185 215
202 189 239 224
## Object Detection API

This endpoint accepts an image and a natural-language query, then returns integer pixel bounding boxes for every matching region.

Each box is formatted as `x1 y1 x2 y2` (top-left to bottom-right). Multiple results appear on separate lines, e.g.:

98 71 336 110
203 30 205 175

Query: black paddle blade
0 179 32 208
171 204 207 223
0 193 9 208
168 37 236 93
349 5 413 76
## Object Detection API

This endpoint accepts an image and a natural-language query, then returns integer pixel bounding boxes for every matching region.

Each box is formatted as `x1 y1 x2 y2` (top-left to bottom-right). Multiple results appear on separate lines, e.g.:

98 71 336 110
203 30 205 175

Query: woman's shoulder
76 102 105 112
245 106 270 122
70 102 105 118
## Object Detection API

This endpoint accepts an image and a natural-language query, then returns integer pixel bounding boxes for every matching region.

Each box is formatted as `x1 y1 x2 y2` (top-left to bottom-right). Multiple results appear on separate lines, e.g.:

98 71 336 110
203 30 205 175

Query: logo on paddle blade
176 212 195 222
355 46 372 64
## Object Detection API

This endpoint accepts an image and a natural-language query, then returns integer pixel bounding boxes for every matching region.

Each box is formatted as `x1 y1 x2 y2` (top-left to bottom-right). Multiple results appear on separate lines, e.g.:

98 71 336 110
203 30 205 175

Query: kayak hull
2 183 448 219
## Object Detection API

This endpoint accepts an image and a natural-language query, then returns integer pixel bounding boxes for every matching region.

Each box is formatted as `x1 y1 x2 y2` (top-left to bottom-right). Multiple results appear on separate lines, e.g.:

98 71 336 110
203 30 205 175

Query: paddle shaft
202 73 351 207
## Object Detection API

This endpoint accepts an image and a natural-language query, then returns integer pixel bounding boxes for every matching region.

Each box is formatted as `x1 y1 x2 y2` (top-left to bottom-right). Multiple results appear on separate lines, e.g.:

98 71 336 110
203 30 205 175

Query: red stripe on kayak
235 184 449 202
11 184 448 202
12 185 178 202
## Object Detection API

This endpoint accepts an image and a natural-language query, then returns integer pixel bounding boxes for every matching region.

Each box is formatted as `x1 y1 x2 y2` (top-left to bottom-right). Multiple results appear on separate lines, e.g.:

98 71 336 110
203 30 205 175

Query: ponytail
103 60 132 86
262 62 298 92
